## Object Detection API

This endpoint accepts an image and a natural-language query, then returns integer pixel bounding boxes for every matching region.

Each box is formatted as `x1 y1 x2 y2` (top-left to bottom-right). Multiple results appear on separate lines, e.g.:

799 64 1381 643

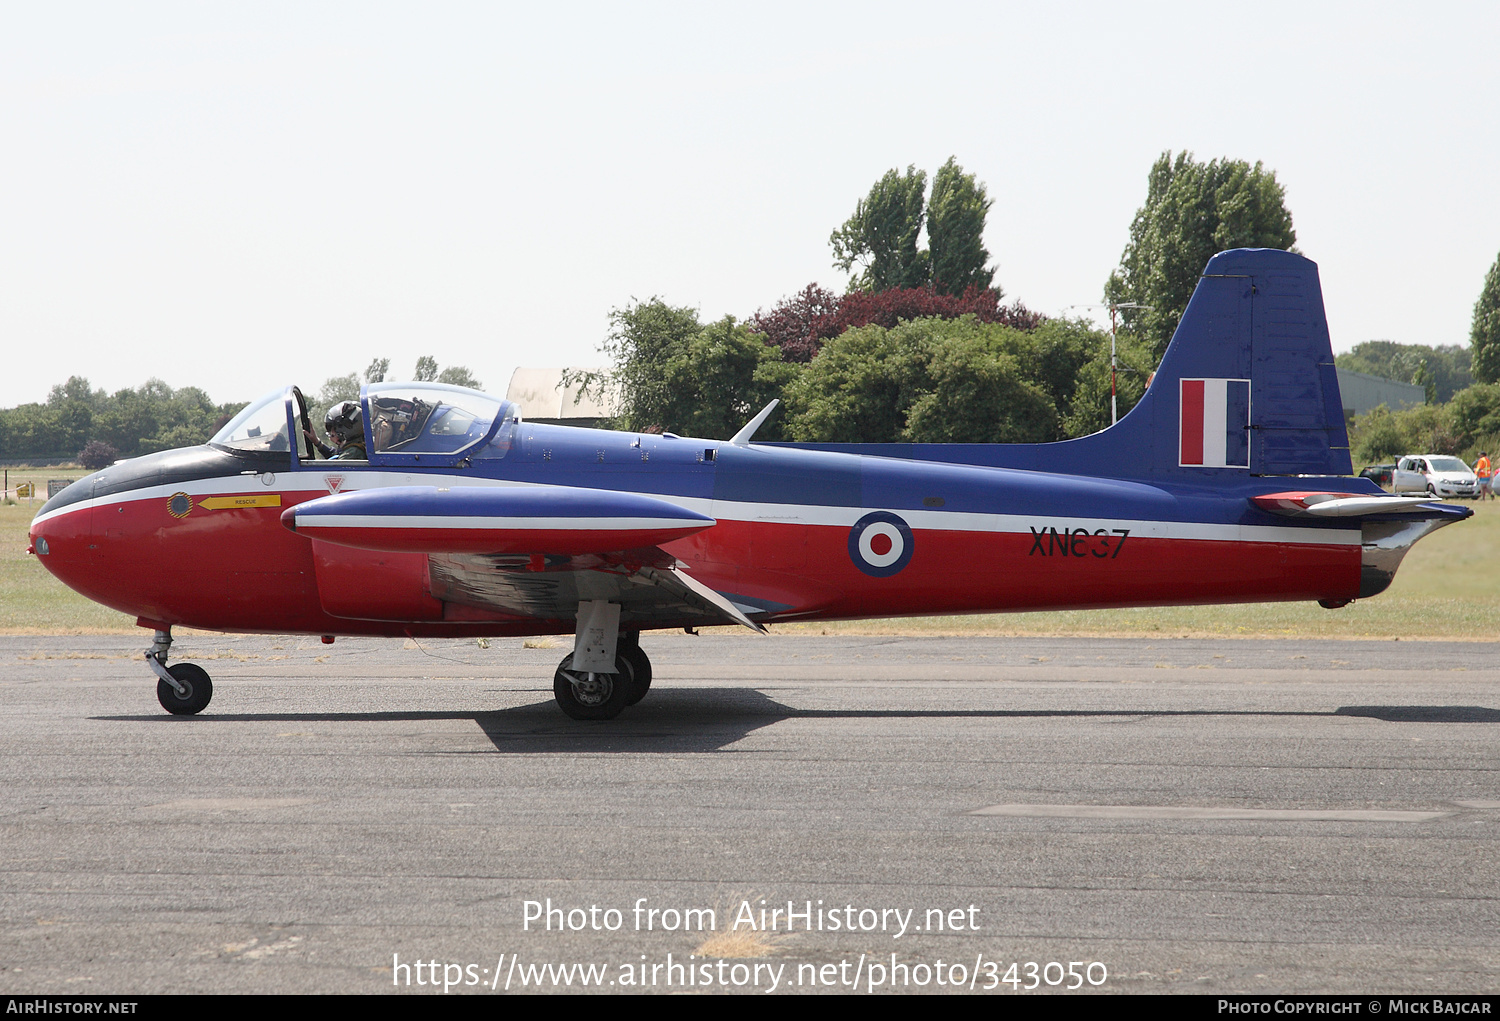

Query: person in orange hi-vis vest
1476 451 1492 501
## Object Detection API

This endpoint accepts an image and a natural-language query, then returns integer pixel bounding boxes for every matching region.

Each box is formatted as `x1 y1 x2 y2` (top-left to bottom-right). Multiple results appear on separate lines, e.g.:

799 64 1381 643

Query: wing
284 484 764 631
426 547 762 630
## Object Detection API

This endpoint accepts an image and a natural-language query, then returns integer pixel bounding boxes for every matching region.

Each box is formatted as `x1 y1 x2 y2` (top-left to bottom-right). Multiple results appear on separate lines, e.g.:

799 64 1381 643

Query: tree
830 166 929 292
747 284 842 362
903 337 1056 443
77 440 119 470
1448 383 1500 452
1106 151 1297 362
436 365 483 389
413 356 439 382
318 374 360 407
1472 251 1500 384
830 159 998 296
782 315 1114 444
927 156 995 296
749 282 1041 363
590 298 795 438
364 358 390 384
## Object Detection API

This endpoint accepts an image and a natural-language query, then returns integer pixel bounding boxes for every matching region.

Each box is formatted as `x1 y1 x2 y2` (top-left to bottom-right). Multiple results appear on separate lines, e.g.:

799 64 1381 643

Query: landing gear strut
144 628 213 715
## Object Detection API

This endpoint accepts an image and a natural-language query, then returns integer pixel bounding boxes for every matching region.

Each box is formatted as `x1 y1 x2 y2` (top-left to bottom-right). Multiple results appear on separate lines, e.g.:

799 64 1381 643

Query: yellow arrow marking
198 494 283 510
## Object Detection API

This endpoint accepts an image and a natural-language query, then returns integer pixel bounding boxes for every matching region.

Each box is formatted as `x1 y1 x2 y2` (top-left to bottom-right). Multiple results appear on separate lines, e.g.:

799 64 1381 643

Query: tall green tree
927 157 995 296
436 365 483 389
1472 251 1500 384
830 159 997 295
829 166 930 292
1105 151 1297 362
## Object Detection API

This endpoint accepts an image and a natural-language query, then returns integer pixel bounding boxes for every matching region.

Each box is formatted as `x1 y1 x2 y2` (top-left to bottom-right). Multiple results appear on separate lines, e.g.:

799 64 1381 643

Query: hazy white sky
3 2 1498 407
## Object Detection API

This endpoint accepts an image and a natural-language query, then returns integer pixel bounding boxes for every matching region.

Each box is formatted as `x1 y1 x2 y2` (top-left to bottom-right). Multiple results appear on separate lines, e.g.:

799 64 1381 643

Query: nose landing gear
144 628 214 715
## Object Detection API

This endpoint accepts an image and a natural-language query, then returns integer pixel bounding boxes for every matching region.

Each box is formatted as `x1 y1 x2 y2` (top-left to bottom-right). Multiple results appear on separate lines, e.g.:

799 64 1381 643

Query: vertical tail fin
1144 247 1350 477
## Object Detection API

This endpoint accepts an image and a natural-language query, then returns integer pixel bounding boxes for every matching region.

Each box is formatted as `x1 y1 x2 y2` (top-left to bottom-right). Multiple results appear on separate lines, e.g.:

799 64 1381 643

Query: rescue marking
1027 526 1129 559
848 511 914 577
167 492 193 518
197 494 283 511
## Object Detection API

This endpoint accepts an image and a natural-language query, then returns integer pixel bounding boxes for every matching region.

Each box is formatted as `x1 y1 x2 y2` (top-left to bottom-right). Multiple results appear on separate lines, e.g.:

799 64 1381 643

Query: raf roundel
848 511 914 577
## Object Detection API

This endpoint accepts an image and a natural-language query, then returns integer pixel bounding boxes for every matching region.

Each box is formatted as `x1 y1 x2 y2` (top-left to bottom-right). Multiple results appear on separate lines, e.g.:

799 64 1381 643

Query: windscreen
208 389 291 454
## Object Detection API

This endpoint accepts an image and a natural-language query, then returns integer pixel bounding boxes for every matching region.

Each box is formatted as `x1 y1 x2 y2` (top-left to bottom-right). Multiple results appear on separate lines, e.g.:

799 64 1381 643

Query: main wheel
157 663 212 715
553 653 632 720
621 645 652 705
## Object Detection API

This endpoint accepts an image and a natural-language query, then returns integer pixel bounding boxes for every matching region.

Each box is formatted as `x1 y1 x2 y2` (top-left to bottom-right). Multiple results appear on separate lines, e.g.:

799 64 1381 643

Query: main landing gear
552 630 652 721
144 628 213 715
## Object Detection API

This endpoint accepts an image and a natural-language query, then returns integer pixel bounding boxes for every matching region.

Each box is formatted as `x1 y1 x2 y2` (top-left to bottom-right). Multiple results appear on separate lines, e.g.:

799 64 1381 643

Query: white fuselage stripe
33 470 1362 546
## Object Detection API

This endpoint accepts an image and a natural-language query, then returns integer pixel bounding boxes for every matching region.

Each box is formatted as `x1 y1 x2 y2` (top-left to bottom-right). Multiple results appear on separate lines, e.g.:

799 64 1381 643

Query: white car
1392 455 1478 498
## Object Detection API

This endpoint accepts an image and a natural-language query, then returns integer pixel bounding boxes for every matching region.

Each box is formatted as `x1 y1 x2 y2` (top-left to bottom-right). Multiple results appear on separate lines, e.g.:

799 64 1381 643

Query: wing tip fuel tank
284 484 716 555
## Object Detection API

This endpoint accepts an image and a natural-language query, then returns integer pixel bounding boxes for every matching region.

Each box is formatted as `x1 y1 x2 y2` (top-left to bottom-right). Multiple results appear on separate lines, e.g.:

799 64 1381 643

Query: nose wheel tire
554 653 632 720
157 663 213 715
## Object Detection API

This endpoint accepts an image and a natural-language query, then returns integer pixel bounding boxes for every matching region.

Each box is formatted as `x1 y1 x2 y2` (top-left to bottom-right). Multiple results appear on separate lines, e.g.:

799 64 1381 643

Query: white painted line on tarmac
968 803 1450 822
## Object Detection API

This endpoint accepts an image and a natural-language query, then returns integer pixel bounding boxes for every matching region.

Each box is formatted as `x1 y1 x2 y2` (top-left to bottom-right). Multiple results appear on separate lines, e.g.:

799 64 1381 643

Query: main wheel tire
621 645 652 705
553 653 632 720
157 663 213 715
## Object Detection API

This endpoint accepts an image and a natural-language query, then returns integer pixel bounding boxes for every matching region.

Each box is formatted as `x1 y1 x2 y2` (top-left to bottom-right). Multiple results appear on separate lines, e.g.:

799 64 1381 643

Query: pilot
305 401 368 460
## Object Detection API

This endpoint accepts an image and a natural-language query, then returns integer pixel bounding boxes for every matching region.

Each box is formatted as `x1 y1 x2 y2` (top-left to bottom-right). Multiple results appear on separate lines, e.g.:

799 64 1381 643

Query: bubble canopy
208 383 519 466
364 382 517 463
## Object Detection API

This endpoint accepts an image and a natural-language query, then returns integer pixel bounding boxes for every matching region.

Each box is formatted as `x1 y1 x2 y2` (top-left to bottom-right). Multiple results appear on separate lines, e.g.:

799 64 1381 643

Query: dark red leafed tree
750 284 1044 362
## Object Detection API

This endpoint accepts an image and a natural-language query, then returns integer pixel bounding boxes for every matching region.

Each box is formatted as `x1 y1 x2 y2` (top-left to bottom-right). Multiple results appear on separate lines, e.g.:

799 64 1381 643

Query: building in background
505 368 619 428
1334 368 1424 418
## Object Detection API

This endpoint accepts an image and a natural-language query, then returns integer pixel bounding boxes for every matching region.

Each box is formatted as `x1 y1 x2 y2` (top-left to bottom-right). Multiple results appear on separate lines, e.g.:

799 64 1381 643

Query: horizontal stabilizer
1252 491 1472 519
282 484 715 554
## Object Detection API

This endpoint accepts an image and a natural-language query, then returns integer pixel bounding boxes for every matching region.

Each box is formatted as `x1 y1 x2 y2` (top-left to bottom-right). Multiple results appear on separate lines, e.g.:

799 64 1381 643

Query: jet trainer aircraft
28 249 1471 720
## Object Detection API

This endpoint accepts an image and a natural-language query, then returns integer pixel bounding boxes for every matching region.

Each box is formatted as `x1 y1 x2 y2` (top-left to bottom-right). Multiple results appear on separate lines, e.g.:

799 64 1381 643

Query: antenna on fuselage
729 400 780 447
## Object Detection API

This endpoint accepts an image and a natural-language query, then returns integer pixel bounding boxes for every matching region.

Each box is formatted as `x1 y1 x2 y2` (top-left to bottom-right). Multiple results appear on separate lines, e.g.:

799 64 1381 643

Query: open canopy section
365 381 518 465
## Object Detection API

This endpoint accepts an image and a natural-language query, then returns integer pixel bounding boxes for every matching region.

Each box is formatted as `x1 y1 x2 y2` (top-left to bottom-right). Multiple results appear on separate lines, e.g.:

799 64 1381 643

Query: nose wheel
157 663 213 715
144 628 214 715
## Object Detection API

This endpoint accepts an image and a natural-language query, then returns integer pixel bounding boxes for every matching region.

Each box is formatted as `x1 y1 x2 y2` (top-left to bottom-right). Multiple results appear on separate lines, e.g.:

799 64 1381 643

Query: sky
3 1 1498 408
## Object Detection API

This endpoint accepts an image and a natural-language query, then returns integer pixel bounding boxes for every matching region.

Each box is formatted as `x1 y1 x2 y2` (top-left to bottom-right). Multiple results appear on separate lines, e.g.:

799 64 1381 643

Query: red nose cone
29 505 93 593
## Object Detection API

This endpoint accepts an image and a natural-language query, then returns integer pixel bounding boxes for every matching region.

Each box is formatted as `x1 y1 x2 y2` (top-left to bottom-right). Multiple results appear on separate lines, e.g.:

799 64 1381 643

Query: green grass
3 465 1497 638
0 467 135 632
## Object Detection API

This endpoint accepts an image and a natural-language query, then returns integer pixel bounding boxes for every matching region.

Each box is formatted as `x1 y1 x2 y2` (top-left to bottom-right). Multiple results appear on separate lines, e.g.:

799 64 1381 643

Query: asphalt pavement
1 632 1497 996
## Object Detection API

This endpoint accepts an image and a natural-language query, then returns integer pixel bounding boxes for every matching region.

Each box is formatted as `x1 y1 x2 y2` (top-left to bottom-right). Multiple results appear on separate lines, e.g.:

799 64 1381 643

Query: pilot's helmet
325 400 363 443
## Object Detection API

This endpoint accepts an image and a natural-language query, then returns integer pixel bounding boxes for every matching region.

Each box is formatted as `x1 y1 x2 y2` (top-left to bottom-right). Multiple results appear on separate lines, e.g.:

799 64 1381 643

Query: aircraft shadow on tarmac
1334 705 1500 723
95 690 1500 755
